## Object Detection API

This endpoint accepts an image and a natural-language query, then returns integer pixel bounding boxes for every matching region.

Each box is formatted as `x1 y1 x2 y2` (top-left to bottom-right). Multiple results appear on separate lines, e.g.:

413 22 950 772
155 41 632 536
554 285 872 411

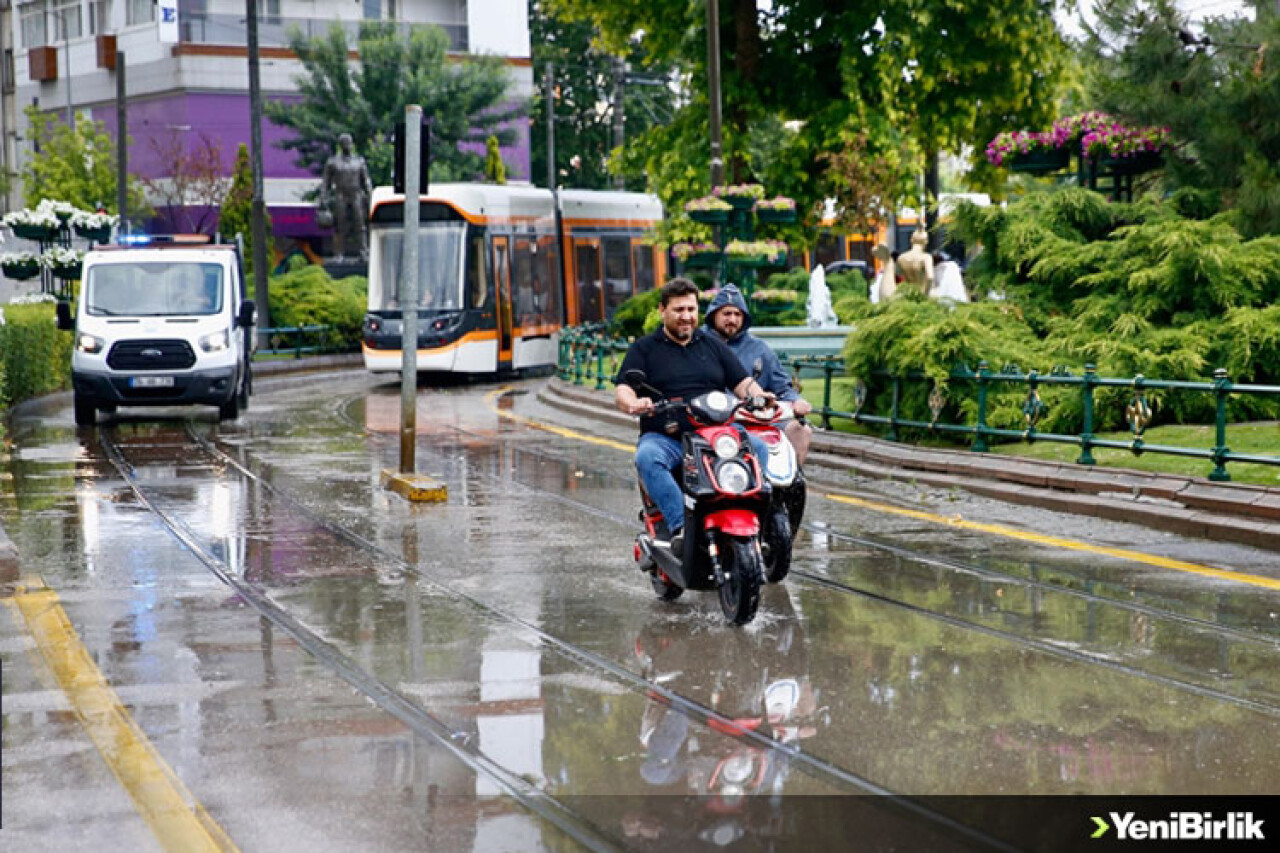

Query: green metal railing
554 325 1280 482
782 356 1280 483
254 324 333 359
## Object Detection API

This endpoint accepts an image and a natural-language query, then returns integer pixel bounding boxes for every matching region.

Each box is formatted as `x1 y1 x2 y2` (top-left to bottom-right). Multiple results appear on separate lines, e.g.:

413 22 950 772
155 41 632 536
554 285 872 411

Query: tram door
492 235 514 369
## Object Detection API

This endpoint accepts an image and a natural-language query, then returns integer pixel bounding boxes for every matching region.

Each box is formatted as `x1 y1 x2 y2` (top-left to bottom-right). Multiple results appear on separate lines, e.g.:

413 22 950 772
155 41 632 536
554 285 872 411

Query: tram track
323 391 1280 718
98 422 1014 852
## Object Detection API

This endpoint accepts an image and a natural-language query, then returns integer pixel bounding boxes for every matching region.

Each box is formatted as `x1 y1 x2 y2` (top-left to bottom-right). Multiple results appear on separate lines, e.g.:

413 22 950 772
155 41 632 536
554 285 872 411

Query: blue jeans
635 430 768 534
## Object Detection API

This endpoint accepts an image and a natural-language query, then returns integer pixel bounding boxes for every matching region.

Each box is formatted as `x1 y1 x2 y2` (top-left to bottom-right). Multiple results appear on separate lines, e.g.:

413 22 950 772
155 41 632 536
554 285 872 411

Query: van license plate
130 376 175 388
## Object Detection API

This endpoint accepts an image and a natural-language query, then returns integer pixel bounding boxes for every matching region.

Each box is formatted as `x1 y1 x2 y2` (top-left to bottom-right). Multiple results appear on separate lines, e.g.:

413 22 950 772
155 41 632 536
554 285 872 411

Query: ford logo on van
141 348 163 358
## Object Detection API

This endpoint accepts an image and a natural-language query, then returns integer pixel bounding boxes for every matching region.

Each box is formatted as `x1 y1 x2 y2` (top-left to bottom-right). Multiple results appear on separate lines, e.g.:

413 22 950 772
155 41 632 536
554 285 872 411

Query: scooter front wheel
717 536 763 625
762 510 792 584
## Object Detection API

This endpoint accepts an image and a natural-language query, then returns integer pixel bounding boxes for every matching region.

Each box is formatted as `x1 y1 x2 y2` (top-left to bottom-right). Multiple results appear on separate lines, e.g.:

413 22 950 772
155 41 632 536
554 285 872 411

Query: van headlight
713 433 740 459
199 328 230 352
717 461 751 494
77 333 105 354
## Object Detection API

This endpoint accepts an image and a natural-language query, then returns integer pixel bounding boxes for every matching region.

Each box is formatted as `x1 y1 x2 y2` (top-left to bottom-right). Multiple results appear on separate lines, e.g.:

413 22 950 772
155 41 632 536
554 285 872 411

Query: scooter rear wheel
718 536 762 625
650 571 684 601
763 510 792 583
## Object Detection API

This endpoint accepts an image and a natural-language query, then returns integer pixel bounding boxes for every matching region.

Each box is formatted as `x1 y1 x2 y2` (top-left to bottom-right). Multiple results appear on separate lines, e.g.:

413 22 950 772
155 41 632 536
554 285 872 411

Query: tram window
537 236 562 324
468 234 489 309
632 244 655 295
602 236 632 319
815 232 846 267
575 244 602 324
513 238 538 325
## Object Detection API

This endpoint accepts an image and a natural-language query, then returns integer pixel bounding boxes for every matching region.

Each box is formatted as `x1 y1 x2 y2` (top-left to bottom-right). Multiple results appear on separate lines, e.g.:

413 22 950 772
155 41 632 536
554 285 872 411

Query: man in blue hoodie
705 284 813 463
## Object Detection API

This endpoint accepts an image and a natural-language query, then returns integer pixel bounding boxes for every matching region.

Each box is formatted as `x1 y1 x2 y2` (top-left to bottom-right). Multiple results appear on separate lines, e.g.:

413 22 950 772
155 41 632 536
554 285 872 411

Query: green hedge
0 301 72 409
266 265 367 351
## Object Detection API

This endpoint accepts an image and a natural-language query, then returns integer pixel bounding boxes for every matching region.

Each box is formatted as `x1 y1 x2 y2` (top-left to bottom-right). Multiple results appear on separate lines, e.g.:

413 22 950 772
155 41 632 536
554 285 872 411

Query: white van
57 241 256 426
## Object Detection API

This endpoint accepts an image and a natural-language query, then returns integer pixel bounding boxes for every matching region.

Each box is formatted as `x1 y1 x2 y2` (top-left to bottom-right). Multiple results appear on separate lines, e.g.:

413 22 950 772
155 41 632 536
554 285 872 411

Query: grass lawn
799 377 1280 488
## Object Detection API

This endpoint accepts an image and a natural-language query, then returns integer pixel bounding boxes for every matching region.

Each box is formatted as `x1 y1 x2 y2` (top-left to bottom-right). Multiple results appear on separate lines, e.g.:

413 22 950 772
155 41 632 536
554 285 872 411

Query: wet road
3 371 1280 851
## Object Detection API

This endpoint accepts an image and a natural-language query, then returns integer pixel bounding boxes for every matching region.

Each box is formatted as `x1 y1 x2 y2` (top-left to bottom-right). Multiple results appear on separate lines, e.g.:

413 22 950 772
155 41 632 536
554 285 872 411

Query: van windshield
85 262 224 317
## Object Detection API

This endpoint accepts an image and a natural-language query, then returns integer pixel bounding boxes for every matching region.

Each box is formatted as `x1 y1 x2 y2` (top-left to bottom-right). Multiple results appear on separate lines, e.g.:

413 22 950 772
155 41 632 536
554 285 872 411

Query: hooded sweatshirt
704 284 801 402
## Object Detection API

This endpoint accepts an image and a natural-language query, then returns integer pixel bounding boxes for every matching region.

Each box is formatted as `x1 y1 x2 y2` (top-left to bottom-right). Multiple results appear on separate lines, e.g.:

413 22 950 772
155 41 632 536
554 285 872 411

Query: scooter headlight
717 460 751 494
713 433 740 459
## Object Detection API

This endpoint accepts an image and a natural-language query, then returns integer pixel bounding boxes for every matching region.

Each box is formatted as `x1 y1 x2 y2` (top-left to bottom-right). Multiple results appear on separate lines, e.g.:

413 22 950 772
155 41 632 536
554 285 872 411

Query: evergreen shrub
267 265 367 351
0 302 72 407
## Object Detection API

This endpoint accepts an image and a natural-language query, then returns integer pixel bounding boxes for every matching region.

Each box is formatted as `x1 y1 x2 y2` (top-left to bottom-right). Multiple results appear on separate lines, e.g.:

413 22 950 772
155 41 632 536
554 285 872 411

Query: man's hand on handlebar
626 398 655 417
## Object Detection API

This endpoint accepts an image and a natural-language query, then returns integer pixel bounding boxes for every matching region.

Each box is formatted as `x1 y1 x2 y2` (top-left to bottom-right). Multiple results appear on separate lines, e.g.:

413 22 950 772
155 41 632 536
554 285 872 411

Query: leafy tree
484 135 507 184
265 22 522 186
218 144 274 283
552 0 1069 225
1083 1 1280 236
21 106 147 216
530 0 676 190
140 129 228 233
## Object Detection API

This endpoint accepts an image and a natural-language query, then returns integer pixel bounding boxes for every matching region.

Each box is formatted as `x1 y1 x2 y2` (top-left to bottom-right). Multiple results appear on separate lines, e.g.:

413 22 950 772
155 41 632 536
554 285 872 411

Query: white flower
0 250 40 264
36 199 79 218
8 292 56 304
3 208 59 229
41 246 83 269
70 210 118 229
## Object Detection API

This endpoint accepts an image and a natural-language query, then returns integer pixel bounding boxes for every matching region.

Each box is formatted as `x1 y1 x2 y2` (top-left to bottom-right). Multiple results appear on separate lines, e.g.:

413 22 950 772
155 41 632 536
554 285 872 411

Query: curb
542 377 1280 551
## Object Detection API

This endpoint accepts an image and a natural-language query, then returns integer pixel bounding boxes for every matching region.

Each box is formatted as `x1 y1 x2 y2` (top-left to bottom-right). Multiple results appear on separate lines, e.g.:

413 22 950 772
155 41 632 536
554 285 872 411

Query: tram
362 183 666 373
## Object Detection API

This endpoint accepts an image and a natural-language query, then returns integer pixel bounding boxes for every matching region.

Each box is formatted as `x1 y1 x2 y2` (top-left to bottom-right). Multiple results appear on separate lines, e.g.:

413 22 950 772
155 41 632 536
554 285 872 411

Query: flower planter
11 223 57 241
51 263 83 280
755 207 797 224
1009 148 1070 174
725 254 774 268
688 208 730 225
2 260 42 280
722 195 756 210
1101 151 1164 175
681 251 722 268
75 224 112 243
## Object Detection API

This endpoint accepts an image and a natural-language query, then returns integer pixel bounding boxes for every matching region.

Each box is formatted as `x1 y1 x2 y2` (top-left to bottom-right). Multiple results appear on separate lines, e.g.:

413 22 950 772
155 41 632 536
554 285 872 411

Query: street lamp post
706 0 723 188
60 8 74 131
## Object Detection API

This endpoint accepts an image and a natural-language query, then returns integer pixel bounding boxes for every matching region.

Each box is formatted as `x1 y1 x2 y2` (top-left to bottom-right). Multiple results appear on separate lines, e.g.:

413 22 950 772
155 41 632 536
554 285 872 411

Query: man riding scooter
614 278 773 555
705 284 813 464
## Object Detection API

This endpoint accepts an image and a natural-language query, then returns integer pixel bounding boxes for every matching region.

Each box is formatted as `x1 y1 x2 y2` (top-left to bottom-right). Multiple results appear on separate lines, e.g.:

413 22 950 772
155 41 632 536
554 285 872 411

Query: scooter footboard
703 508 760 537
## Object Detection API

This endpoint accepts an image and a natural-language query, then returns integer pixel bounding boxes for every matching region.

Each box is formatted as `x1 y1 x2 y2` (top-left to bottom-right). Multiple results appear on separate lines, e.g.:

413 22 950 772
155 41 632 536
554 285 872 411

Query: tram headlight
713 433 740 459
717 461 751 494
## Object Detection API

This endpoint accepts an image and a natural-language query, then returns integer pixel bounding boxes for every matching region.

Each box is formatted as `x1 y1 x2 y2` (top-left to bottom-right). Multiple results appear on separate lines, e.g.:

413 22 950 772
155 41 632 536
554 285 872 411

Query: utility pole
706 0 724 188
612 56 625 189
247 0 270 342
399 106 421 474
62 10 74 131
115 51 126 232
544 63 556 190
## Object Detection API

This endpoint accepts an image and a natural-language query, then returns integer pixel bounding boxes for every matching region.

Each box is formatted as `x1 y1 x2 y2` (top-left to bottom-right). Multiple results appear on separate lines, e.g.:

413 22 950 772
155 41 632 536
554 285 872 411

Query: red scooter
625 370 770 625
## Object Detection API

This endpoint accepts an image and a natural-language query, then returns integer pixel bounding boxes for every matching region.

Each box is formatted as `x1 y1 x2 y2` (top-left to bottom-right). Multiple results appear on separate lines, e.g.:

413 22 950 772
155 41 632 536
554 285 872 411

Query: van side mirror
237 300 257 328
55 300 74 331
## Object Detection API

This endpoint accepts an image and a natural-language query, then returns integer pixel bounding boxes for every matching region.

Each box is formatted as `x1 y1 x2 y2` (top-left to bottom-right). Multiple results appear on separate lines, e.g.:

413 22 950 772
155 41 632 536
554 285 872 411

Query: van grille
106 339 197 370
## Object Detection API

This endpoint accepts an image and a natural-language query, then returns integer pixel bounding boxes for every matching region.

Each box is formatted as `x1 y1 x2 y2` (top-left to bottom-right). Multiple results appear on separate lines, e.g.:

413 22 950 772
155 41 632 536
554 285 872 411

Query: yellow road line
10 577 239 853
823 492 1280 590
491 387 1280 590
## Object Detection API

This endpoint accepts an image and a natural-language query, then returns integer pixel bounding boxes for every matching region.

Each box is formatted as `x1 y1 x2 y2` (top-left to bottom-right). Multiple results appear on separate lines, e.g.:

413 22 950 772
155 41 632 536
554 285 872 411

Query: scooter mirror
623 369 648 388
751 358 763 378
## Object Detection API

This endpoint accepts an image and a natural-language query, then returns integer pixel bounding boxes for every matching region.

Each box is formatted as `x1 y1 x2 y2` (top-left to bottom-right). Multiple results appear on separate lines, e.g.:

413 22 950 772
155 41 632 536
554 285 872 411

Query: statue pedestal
323 258 368 280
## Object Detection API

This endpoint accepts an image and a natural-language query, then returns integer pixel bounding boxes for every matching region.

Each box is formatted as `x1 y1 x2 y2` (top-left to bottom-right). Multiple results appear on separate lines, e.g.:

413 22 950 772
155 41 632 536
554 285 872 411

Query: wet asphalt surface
3 369 1280 851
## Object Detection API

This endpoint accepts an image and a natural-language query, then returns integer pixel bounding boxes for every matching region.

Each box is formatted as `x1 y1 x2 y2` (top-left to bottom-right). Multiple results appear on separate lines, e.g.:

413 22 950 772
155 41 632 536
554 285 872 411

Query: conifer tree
218 144 273 284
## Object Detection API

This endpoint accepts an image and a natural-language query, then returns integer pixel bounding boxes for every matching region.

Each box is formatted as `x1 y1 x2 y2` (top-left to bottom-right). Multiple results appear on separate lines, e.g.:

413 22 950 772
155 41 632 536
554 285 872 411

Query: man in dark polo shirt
614 278 771 552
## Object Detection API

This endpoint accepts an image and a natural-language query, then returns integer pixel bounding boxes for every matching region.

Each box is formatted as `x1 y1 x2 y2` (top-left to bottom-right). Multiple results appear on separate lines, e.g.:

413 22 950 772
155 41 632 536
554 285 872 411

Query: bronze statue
320 133 372 261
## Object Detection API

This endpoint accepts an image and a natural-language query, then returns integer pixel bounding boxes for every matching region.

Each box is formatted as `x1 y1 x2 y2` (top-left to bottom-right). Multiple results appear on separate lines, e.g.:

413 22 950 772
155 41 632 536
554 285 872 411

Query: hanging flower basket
1009 147 1070 175
682 251 723 268
11 223 57 241
50 262 83 280
1101 151 1164 175
688 208 730 225
713 183 766 210
1 259 42 280
755 206 797 224
75 224 112 243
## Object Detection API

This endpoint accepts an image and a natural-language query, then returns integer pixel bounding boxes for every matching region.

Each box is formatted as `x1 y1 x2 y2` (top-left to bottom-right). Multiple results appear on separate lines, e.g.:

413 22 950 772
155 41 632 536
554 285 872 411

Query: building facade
1 0 532 256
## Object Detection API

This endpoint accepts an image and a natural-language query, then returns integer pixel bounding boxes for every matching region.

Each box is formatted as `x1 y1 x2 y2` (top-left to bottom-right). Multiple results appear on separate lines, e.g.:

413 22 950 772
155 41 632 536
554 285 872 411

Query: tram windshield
370 222 465 312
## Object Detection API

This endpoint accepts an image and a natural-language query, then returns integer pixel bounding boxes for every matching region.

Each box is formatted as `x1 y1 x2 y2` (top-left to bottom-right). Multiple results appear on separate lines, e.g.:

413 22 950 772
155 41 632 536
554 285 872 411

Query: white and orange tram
361 183 666 374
